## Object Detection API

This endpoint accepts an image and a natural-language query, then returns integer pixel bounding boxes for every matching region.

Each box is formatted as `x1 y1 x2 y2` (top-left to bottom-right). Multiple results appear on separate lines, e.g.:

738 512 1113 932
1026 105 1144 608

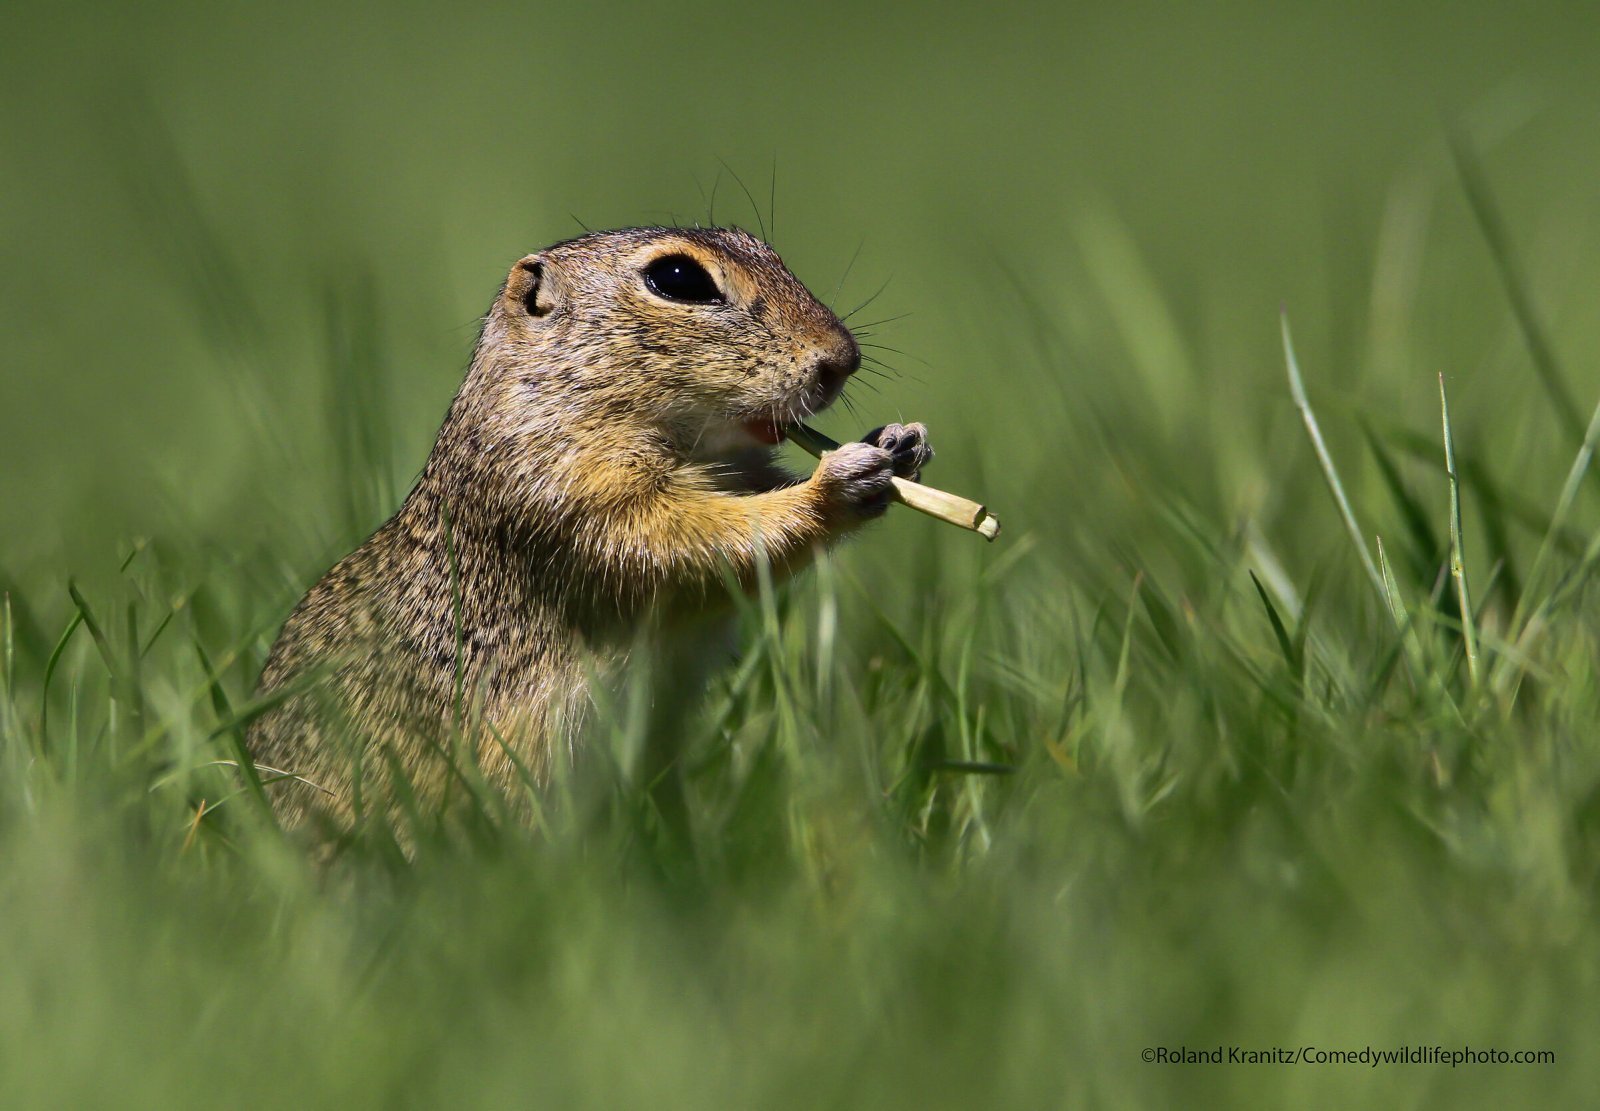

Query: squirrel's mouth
741 418 788 445
730 373 844 448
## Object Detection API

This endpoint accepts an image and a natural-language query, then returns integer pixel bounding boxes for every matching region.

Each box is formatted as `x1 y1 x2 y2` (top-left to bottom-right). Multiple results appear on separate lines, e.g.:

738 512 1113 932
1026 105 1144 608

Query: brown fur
246 226 931 832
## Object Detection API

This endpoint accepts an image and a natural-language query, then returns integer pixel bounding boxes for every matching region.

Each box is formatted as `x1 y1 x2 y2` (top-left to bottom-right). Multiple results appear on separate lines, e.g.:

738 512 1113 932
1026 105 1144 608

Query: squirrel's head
482 226 860 447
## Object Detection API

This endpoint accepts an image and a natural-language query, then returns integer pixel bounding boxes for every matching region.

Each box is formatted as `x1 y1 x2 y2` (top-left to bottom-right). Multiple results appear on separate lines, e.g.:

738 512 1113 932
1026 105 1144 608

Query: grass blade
1375 537 1408 630
1447 126 1585 451
66 580 144 748
1502 381 1600 684
1438 375 1480 686
192 634 274 819
1385 428 1585 556
39 610 85 749
1248 570 1300 685
1360 419 1441 583
1282 313 1386 607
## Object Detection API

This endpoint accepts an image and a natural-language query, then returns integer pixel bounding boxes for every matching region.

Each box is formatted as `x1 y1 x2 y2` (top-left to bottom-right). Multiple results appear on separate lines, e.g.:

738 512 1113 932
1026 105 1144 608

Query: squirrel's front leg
577 438 914 600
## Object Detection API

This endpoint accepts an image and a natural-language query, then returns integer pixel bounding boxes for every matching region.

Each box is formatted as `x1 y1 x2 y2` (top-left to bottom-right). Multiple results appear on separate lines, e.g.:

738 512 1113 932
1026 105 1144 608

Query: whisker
859 342 931 370
862 355 923 386
718 158 768 242
828 238 867 311
842 277 893 322
706 168 724 226
849 312 912 331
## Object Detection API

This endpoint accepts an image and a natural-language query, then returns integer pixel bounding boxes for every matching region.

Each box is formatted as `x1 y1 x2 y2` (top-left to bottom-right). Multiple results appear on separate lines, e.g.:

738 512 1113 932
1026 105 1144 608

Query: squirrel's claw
862 422 934 482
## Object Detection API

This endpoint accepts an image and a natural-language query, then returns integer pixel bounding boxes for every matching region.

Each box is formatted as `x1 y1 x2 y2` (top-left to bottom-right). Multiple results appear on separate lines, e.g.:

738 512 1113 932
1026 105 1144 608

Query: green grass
6 1 1600 1106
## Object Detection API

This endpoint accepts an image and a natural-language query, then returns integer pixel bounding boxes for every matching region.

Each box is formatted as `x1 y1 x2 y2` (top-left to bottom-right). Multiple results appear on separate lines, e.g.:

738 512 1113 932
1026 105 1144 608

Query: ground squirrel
247 226 932 832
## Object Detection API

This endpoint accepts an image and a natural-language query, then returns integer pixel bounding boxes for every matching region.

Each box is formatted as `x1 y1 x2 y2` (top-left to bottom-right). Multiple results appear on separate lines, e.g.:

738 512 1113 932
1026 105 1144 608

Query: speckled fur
247 227 932 832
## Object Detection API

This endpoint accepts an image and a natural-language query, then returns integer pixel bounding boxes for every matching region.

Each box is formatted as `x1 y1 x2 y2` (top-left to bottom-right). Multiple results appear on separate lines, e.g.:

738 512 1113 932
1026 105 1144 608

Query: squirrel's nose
812 331 860 394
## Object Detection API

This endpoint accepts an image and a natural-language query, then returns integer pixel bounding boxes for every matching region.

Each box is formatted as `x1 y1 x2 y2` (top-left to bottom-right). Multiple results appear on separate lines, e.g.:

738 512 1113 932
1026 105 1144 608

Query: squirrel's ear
505 254 557 317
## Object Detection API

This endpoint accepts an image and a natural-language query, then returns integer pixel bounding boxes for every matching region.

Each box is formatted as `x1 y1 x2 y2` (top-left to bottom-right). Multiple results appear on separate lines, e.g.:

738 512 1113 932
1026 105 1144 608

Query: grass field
4 1 1600 1106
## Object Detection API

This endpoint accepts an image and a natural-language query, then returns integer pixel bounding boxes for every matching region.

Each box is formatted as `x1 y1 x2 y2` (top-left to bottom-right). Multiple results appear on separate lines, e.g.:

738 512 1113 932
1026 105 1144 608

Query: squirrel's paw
863 422 933 481
813 441 896 520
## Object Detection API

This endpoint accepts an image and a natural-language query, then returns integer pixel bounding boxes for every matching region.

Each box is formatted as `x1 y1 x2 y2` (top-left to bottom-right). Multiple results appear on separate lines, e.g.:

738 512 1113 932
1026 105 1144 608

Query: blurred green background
4 1 1600 1107
6 0 1599 574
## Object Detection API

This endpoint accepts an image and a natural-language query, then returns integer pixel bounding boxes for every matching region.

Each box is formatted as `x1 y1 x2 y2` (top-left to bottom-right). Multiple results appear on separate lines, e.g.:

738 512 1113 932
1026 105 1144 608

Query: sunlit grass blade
1496 382 1600 694
1282 313 1386 607
1373 534 1437 699
1385 427 1586 557
0 571 49 669
1438 374 1480 687
1375 536 1407 630
1 594 11 703
1502 521 1600 703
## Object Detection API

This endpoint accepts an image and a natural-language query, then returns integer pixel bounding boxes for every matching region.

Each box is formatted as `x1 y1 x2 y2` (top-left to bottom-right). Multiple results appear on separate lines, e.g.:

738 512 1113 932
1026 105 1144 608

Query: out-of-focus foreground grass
4 1 1600 1106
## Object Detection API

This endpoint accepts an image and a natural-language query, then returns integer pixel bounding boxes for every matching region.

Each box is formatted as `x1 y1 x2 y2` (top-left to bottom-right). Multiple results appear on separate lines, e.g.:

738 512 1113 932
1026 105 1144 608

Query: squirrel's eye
643 255 724 304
